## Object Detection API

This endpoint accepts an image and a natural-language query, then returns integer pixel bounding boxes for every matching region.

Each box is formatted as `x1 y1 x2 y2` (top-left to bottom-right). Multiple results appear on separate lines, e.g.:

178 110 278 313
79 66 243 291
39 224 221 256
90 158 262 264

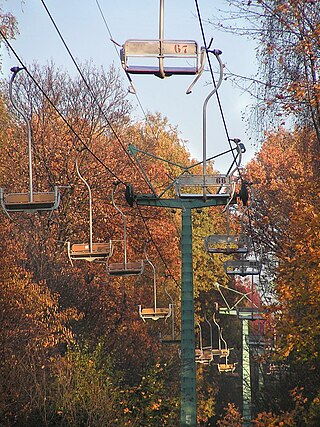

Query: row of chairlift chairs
1 0 244 214
195 313 236 373
204 188 262 278
0 67 250 336
1 5 260 368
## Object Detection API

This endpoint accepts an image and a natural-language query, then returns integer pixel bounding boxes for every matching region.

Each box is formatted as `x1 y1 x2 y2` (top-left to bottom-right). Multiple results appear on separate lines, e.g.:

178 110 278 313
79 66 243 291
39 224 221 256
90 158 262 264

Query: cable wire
136 204 180 287
0 28 124 184
40 0 153 191
40 0 181 282
194 0 243 179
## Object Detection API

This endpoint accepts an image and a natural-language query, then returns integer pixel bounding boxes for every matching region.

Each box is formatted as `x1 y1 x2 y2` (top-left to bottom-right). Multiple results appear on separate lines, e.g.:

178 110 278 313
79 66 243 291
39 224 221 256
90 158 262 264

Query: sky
1 0 259 173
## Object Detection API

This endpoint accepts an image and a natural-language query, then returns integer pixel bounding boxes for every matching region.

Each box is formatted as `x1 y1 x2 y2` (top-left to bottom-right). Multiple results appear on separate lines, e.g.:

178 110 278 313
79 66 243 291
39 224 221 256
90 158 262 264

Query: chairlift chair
0 67 60 217
107 182 144 276
224 259 261 277
159 283 181 343
199 313 214 365
217 359 237 373
211 313 231 358
195 320 213 365
216 324 236 373
120 0 208 94
205 234 250 255
195 323 204 362
174 135 242 201
139 244 172 321
204 181 253 254
67 158 111 265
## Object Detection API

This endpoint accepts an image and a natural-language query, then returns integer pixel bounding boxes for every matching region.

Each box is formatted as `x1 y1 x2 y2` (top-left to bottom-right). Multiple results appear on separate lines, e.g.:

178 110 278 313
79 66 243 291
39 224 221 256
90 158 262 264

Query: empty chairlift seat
174 174 234 200
217 362 237 373
138 242 173 321
236 307 264 321
224 259 261 276
139 305 172 321
67 158 110 265
107 182 145 277
205 234 250 255
0 188 60 213
107 259 144 276
121 39 206 79
67 242 112 263
1 68 61 217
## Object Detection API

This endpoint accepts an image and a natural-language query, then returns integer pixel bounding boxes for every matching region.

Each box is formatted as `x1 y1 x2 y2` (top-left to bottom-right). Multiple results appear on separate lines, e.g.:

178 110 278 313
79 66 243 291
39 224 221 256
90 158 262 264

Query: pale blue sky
1 1 258 172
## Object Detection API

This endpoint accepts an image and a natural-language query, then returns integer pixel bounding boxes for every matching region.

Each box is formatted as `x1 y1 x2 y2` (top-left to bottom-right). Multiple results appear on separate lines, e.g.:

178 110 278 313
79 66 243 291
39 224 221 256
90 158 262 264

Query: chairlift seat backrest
219 348 230 358
68 242 111 263
205 234 250 254
237 307 264 321
121 39 205 78
174 174 233 199
224 259 261 276
107 260 144 276
1 188 60 213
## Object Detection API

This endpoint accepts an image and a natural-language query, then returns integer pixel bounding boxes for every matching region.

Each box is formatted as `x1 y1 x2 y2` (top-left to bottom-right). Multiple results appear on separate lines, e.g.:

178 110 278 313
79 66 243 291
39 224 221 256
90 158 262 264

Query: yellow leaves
150 399 162 411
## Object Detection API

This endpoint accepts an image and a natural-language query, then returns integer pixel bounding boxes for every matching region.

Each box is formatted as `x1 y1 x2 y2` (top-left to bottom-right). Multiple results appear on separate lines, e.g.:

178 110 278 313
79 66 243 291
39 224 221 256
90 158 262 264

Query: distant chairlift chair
199 313 214 365
223 259 262 277
139 244 172 321
159 281 181 344
195 322 204 363
211 313 231 358
67 158 111 265
173 71 244 201
205 203 251 255
121 0 206 94
0 67 60 217
107 182 144 276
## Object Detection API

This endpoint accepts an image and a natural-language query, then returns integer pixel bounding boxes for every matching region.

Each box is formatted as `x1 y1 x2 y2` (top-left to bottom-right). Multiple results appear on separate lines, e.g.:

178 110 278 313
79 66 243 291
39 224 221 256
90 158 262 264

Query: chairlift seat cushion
140 307 170 320
195 349 203 357
218 363 236 373
125 65 198 76
201 349 214 360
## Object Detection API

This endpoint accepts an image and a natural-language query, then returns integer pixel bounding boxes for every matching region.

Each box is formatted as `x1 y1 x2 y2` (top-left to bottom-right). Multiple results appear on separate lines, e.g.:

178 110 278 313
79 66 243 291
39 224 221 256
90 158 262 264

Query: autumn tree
244 126 320 423
211 0 320 150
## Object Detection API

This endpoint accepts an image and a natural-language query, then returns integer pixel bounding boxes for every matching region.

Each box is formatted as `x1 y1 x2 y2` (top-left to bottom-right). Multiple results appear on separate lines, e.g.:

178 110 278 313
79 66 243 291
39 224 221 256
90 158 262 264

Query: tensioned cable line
94 0 146 112
1 28 179 284
40 0 155 193
194 0 243 179
41 0 180 283
0 28 124 184
137 204 180 287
